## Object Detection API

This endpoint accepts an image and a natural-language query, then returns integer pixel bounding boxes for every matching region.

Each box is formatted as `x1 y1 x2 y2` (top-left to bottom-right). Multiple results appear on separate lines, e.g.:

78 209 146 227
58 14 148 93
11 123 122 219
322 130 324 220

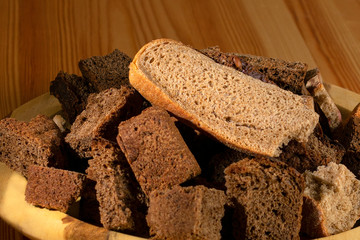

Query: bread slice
129 39 319 157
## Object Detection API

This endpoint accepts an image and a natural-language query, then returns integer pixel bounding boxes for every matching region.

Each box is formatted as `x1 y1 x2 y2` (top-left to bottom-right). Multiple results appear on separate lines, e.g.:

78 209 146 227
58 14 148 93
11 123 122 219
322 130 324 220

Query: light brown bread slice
301 162 360 238
129 39 319 157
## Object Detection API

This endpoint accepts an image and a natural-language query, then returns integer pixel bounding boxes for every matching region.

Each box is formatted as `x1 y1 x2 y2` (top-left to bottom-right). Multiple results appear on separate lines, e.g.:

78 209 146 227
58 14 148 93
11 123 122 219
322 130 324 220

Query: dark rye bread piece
79 178 101 226
50 71 95 123
0 114 66 178
79 49 132 92
146 185 226 240
200 46 308 94
207 148 251 190
117 106 201 196
65 86 143 159
25 165 86 212
338 103 360 178
277 125 345 173
86 138 148 235
225 157 305 240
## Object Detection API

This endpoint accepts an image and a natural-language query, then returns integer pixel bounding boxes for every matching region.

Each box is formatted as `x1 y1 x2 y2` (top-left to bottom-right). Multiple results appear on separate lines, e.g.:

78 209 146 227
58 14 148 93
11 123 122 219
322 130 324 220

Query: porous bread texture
65 86 143 159
87 138 148 235
130 39 319 157
224 157 304 240
302 162 360 237
146 185 226 240
0 114 65 177
25 165 86 212
79 49 132 92
117 106 201 196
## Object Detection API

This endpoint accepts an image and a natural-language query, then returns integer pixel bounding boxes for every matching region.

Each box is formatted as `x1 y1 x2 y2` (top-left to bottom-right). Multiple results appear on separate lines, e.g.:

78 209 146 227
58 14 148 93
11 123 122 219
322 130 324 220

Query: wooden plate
1 85 360 240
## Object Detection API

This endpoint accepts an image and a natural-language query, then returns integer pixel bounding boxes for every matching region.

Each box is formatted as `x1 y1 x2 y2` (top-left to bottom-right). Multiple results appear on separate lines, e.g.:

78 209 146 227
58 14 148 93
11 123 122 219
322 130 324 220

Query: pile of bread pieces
1 38 360 239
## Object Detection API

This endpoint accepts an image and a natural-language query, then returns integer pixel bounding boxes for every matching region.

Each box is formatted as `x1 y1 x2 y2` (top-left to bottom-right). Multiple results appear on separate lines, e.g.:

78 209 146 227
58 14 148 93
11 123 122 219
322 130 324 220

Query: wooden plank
285 0 360 93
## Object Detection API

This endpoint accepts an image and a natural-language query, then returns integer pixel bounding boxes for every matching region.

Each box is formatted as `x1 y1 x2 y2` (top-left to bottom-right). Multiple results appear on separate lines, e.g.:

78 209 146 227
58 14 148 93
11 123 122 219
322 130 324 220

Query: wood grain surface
0 0 360 239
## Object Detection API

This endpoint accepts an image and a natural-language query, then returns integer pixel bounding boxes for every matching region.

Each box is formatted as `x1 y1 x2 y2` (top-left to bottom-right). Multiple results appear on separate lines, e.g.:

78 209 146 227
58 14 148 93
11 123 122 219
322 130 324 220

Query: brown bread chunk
25 165 86 212
0 115 66 177
50 71 95 123
146 185 226 240
277 126 345 173
225 157 304 240
117 106 201 196
207 148 251 190
338 103 360 178
79 49 132 92
87 138 148 235
65 87 143 159
200 46 308 94
79 178 101 226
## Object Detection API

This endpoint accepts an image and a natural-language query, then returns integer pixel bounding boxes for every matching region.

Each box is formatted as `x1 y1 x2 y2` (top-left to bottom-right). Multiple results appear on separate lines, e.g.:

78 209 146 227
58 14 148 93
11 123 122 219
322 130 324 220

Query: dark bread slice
338 103 360 178
65 87 143 159
224 157 304 240
87 138 148 235
200 46 308 94
0 114 66 177
146 185 226 240
117 106 201 196
79 178 101 226
277 125 345 173
207 148 251 190
79 49 132 92
25 165 86 212
50 71 95 123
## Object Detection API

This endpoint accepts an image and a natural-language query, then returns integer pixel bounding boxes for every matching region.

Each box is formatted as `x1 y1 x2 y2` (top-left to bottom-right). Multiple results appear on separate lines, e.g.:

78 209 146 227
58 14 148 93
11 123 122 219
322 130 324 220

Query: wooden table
0 0 360 239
